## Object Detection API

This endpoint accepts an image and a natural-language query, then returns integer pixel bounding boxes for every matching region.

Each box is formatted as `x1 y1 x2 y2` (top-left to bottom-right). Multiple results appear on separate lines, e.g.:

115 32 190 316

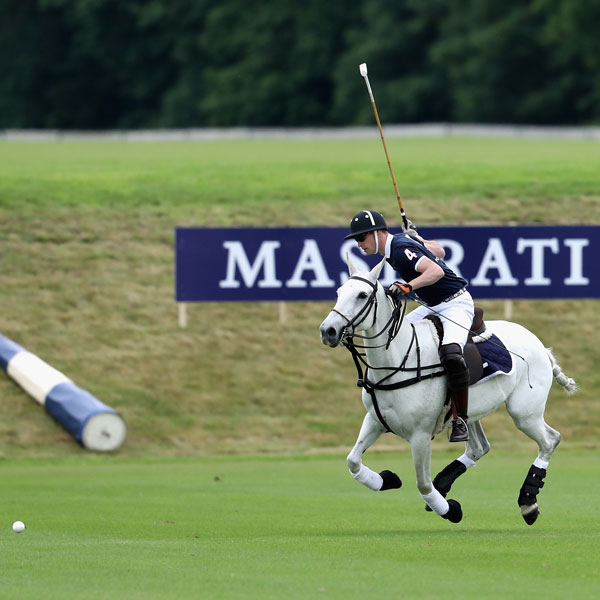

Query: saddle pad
472 333 513 386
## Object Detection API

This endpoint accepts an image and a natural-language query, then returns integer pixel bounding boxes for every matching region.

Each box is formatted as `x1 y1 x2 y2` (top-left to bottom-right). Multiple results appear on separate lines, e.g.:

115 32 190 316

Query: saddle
425 306 486 385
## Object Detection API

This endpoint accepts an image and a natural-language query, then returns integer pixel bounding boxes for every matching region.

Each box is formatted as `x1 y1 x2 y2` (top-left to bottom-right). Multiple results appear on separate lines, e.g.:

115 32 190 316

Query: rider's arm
409 257 444 290
422 239 445 258
407 231 446 259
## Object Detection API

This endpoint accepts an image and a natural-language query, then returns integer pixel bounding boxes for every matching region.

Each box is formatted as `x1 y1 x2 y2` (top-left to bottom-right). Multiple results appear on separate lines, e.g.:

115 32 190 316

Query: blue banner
175 226 598 301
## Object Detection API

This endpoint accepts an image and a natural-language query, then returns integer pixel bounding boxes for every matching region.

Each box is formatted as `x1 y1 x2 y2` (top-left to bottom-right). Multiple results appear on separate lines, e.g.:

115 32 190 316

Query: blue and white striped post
0 334 126 451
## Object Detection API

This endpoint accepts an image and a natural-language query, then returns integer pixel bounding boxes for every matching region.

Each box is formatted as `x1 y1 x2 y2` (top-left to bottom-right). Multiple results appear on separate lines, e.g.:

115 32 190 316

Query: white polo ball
12 520 26 533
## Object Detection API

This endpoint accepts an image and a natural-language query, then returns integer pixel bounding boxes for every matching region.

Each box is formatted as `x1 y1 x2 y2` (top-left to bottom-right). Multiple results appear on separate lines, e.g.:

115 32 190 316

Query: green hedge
1 0 599 128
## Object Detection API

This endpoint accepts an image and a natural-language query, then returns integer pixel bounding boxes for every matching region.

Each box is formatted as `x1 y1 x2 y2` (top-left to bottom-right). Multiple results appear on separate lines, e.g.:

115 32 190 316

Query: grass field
1 451 598 599
0 135 598 598
1 137 599 223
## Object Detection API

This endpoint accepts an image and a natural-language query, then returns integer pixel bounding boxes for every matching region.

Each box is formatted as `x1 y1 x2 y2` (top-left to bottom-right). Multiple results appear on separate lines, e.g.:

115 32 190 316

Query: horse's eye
358 291 368 299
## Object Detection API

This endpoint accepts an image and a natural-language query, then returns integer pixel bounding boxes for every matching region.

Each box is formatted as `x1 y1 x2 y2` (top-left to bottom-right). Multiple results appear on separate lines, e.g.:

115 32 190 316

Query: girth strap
364 387 393 433
364 370 446 393
344 334 446 433
362 371 446 433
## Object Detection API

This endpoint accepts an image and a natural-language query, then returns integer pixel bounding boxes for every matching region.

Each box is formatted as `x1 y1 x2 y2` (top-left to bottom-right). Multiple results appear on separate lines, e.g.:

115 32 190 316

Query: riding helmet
344 210 388 240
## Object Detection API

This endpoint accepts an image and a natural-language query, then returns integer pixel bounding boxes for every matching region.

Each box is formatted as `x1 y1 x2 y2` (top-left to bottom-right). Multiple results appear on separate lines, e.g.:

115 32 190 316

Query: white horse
319 256 577 525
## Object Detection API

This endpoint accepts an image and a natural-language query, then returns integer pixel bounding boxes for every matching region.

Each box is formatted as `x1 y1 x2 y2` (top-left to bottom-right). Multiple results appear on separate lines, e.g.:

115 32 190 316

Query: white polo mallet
359 62 409 230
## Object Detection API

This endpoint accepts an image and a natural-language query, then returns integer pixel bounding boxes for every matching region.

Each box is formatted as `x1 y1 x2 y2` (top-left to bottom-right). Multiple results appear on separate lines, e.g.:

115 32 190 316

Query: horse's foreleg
411 431 462 523
347 413 401 491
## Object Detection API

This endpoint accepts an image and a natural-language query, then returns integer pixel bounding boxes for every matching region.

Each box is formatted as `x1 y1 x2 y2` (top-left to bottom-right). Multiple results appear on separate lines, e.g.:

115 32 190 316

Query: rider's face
356 231 376 255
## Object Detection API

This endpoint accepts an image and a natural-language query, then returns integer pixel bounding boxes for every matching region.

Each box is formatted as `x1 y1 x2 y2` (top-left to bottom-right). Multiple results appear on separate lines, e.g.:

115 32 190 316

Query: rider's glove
387 282 413 297
402 218 418 235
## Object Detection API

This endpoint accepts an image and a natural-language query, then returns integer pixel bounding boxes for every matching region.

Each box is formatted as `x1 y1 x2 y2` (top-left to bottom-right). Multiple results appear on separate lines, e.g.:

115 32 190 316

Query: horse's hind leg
514 420 560 525
507 385 561 525
347 413 401 491
437 419 490 494
426 420 490 511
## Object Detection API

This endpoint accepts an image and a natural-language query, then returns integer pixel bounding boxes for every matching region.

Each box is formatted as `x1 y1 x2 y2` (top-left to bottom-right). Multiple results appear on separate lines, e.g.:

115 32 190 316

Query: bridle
333 275 445 434
331 276 380 337
331 275 408 350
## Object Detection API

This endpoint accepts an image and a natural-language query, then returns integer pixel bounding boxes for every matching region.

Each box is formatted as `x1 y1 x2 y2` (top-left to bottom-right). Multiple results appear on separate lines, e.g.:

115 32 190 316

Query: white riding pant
407 290 474 349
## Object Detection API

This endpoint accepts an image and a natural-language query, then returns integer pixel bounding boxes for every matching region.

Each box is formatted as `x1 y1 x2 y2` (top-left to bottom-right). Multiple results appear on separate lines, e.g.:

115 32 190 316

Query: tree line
1 0 599 129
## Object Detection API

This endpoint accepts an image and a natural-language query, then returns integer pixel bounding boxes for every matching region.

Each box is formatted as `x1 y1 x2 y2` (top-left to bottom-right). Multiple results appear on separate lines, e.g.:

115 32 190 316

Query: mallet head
359 63 368 77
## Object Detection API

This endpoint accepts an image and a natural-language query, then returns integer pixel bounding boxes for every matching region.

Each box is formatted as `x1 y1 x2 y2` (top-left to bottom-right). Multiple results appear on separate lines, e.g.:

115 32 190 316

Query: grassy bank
0 137 598 457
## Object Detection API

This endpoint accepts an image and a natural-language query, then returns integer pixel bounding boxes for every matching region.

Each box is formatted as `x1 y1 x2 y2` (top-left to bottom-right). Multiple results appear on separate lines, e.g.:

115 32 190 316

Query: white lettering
564 239 590 285
338 243 398 286
471 238 518 286
438 239 465 278
516 238 559 285
339 241 370 283
219 241 282 288
216 233 591 295
286 240 335 288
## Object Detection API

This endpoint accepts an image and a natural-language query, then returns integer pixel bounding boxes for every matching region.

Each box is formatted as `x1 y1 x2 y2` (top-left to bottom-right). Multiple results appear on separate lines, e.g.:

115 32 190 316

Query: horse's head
319 255 386 347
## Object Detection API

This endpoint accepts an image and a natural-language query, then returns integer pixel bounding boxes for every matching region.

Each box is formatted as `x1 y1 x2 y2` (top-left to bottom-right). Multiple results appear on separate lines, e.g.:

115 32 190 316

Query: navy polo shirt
386 233 467 306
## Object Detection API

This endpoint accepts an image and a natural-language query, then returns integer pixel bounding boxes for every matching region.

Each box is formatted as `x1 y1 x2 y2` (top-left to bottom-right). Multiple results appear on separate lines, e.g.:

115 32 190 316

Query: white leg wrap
534 457 549 470
351 464 383 491
421 488 450 516
457 453 477 469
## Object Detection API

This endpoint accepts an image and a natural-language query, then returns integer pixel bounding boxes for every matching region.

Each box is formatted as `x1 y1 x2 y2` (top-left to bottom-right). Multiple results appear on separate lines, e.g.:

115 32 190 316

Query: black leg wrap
379 470 402 491
433 460 467 497
518 465 547 506
442 499 463 523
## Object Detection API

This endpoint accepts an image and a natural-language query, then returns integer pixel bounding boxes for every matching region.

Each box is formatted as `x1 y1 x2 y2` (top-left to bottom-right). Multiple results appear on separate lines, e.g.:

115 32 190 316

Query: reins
339 276 446 433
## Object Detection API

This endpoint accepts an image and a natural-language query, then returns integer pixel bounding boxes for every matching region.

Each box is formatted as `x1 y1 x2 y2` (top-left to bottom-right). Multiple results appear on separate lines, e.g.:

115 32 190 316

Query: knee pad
439 343 469 390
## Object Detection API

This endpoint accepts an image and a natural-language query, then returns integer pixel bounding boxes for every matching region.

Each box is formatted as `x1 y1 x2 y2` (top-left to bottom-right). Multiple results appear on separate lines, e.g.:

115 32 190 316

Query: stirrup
448 417 469 442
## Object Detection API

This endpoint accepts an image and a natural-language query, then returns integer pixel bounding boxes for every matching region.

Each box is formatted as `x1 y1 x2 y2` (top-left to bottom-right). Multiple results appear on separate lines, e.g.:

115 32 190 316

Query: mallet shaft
359 63 408 229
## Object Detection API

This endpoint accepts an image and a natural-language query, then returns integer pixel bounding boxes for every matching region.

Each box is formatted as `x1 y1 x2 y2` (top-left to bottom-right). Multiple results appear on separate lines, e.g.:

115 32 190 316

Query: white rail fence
2 124 600 142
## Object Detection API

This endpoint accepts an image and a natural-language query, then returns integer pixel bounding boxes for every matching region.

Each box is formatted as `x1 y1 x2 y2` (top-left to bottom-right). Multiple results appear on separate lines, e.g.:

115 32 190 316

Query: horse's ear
346 252 358 276
370 256 387 281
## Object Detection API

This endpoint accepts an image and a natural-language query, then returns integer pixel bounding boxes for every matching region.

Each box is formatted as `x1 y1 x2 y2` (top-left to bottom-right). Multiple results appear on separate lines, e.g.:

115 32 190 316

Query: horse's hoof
379 470 402 491
520 503 540 526
442 499 463 523
424 504 432 512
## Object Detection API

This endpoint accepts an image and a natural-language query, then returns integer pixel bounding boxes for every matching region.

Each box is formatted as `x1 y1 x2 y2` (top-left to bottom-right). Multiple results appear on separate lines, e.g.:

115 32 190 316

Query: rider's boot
449 387 469 442
439 343 470 443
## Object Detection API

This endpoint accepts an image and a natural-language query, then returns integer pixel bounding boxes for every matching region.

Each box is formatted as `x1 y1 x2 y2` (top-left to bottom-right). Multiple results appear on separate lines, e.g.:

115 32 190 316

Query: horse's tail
546 348 578 394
